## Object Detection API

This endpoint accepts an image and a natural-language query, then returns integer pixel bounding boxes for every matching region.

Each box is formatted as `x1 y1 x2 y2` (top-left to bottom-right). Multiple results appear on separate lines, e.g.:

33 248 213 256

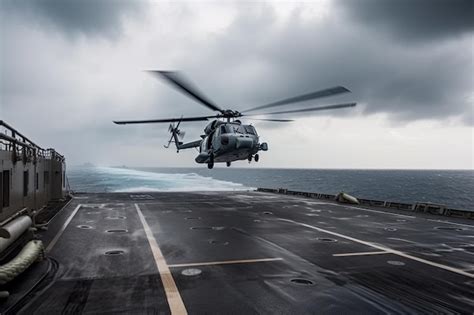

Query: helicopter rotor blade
113 115 217 125
241 86 351 113
245 102 356 116
147 71 224 113
244 118 294 122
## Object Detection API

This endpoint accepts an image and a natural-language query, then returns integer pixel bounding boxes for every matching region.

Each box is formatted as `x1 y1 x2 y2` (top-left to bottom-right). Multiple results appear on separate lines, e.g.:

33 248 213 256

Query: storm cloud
173 4 473 125
0 1 472 167
1 0 146 38
336 0 473 42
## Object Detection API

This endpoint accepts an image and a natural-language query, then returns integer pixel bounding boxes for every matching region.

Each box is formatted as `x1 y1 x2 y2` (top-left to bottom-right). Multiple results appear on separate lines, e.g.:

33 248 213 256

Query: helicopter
113 71 356 169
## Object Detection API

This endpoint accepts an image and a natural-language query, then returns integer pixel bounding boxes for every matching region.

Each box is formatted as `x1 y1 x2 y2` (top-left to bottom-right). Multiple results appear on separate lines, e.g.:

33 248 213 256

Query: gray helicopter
114 71 356 169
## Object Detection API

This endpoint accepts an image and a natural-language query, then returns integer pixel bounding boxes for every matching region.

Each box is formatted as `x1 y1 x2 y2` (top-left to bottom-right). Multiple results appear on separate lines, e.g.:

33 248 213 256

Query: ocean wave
70 167 250 192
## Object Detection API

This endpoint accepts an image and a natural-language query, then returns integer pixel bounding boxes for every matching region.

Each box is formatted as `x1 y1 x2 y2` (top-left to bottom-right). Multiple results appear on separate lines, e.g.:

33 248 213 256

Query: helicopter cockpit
219 123 257 136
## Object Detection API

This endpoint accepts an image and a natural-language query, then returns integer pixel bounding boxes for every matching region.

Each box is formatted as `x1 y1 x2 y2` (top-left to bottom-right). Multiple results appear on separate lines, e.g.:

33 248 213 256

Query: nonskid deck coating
14 191 474 314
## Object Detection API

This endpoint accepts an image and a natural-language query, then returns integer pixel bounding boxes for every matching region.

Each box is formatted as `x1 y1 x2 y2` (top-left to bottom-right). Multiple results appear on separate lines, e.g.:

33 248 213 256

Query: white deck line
168 257 283 268
427 219 474 228
343 205 416 218
333 251 389 257
279 218 474 279
45 204 81 253
135 203 187 315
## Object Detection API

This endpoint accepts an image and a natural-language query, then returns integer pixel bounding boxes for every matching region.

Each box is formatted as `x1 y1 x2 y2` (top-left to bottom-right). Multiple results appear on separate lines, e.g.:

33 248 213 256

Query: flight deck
3 190 473 314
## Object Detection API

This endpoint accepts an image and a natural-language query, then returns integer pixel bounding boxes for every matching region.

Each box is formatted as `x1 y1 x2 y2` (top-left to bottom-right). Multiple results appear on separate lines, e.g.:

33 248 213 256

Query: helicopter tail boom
165 123 201 152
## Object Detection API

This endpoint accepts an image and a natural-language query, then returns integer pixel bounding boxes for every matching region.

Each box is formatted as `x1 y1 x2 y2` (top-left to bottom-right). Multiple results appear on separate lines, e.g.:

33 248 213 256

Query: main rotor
113 70 356 125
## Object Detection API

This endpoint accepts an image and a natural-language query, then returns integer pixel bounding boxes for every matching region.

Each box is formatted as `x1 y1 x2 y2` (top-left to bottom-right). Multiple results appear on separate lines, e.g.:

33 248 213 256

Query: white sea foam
95 167 249 192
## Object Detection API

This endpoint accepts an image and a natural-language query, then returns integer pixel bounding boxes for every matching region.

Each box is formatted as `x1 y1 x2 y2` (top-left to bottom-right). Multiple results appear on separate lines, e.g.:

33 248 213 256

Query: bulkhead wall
0 151 66 222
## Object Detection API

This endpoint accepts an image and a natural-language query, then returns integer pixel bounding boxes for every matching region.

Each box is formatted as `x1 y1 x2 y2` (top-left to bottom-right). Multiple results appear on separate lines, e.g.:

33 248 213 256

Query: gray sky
1 0 472 169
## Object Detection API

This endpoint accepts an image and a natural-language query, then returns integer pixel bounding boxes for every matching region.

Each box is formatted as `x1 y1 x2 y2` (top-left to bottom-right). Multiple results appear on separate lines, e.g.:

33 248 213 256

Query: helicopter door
207 132 214 150
212 129 221 150
201 137 208 152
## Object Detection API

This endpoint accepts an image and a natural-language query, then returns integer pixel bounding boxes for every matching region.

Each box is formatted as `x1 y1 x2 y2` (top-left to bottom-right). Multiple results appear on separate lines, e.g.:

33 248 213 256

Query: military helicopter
113 71 356 169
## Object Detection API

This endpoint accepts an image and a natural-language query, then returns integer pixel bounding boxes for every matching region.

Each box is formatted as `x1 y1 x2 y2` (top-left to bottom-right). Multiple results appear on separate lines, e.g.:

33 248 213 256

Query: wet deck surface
14 191 474 313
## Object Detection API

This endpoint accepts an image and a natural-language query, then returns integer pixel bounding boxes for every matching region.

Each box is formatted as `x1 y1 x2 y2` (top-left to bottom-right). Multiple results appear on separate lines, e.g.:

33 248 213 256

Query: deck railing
0 120 64 163
257 187 473 219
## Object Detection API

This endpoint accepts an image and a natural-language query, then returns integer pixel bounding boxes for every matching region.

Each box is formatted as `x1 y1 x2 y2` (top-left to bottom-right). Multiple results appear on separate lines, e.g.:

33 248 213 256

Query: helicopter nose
235 137 253 149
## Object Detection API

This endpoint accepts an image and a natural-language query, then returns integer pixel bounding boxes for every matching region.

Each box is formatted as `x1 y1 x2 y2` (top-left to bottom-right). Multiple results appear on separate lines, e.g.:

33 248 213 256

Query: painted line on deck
427 219 473 228
135 203 187 315
169 257 283 268
279 218 474 279
343 205 416 218
333 251 389 257
45 204 81 253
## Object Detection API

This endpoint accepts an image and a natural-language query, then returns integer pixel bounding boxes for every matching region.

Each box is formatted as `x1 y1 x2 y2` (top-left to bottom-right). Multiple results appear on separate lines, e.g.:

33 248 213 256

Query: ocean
67 166 474 210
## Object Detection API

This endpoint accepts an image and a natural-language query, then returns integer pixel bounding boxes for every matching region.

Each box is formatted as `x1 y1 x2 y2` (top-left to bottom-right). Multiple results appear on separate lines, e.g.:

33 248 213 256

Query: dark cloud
0 2 472 167
174 5 473 125
1 0 145 39
336 0 474 42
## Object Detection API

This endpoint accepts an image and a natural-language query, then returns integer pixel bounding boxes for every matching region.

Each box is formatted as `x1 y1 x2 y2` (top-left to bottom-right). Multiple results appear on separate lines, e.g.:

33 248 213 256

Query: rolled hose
0 216 33 253
0 240 44 285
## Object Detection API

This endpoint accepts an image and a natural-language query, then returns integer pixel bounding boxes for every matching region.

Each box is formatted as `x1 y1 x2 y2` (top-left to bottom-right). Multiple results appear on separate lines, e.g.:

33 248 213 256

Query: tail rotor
164 118 185 151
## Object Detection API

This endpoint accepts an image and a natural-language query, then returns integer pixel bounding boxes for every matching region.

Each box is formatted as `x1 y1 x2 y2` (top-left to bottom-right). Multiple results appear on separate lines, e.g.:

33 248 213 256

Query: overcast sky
1 0 472 169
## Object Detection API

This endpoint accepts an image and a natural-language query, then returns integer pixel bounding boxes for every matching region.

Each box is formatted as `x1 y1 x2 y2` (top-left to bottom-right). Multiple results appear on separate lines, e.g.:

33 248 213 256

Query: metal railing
256 187 474 219
0 120 64 163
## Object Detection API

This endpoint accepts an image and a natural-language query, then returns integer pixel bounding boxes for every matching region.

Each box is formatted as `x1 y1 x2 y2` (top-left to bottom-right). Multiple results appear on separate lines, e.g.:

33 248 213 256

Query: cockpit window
220 125 226 134
244 125 256 135
226 124 246 134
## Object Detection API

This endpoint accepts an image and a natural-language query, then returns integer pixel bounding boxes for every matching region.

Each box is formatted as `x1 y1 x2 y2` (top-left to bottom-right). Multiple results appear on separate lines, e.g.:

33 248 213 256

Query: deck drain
316 237 337 243
385 227 397 232
387 260 405 266
290 278 314 285
185 217 201 220
77 225 93 229
263 212 273 215
106 216 127 220
435 226 465 231
209 240 229 245
106 229 128 233
181 268 202 276
105 250 124 256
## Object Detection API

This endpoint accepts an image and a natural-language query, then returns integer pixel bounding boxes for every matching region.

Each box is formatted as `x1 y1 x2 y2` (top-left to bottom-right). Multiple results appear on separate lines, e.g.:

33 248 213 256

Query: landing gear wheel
208 162 214 169
248 155 252 163
254 154 259 162
226 161 231 167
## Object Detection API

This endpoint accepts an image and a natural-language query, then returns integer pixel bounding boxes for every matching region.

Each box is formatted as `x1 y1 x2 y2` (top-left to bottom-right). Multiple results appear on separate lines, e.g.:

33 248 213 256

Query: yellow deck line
46 204 81 253
333 251 389 257
135 203 187 315
169 257 283 268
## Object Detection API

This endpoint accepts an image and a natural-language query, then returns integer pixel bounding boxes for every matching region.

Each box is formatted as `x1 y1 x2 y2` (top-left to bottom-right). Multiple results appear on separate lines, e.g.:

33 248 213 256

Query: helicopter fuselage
173 120 268 168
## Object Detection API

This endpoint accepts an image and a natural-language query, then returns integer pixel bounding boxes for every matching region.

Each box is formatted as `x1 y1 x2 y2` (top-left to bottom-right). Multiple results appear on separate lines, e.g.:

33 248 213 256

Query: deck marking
45 204 81 253
427 219 473 228
168 257 283 268
333 251 389 257
279 218 474 279
343 205 416 218
135 203 187 315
